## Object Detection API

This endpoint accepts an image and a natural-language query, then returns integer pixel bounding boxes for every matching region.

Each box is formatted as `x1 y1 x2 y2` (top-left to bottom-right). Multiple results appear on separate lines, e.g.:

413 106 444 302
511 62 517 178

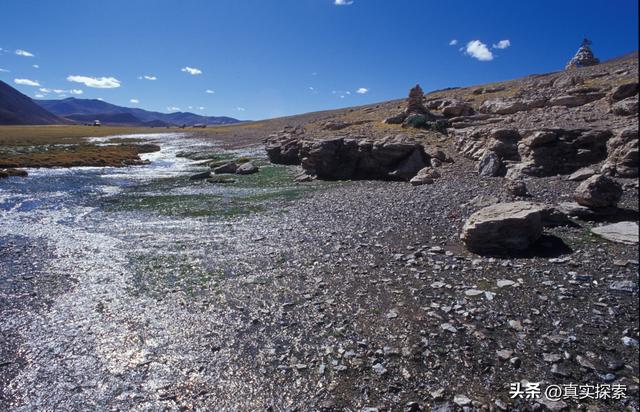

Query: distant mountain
65 112 143 125
0 80 65 125
37 97 240 126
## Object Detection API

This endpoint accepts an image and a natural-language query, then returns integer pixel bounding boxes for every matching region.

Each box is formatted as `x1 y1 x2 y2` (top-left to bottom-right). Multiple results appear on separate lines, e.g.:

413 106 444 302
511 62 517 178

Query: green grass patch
106 164 324 218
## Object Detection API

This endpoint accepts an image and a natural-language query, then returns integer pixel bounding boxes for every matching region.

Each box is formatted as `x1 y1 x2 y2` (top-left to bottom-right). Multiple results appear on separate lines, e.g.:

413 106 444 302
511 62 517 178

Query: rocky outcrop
455 126 614 178
549 92 605 107
513 128 612 177
601 127 638 177
610 96 638 116
299 135 430 181
574 174 622 208
265 127 305 165
460 202 544 254
441 100 474 118
479 99 528 115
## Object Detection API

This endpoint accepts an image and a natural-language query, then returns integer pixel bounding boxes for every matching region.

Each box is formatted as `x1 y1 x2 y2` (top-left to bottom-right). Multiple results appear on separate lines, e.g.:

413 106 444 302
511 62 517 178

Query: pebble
508 320 523 332
453 394 471 407
372 363 387 376
496 349 513 361
440 323 457 333
497 279 516 288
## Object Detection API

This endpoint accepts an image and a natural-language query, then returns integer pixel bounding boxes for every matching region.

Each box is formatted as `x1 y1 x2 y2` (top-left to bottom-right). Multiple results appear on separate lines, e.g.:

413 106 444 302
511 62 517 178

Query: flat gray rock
460 201 544 254
591 221 639 244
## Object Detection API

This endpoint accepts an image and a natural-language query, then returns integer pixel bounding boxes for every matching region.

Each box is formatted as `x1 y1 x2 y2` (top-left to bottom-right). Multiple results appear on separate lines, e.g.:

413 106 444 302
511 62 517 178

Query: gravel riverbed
0 133 638 411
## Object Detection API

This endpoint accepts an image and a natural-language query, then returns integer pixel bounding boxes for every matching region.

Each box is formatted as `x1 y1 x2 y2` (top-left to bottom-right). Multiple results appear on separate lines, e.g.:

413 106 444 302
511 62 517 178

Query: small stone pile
383 84 439 128
405 84 429 115
565 38 600 69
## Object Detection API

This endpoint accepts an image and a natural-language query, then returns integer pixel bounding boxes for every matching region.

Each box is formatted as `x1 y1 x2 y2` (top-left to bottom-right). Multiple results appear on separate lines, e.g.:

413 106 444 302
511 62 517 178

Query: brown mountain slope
0 80 64 125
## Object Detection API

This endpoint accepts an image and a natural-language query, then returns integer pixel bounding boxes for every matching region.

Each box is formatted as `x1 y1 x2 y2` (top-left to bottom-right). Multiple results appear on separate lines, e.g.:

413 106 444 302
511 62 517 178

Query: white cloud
14 78 40 86
35 93 45 98
449 39 458 46
0 68 9 73
97 98 104 101
465 40 494 61
139 75 157 80
167 106 181 112
38 87 82 95
181 66 202 75
205 89 215 94
334 0 353 5
236 107 246 111
356 87 368 94
67 75 121 88
130 98 140 104
493 39 511 49
33 64 40 69
198 106 205 110
15 49 34 57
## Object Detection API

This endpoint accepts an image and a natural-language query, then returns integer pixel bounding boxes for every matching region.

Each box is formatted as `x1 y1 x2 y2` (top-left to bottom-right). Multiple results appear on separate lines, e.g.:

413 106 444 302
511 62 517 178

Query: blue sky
1 0 637 120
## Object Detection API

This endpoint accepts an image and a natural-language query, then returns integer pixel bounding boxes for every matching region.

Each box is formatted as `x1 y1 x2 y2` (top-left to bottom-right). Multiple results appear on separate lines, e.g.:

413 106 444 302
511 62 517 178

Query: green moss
127 253 225 299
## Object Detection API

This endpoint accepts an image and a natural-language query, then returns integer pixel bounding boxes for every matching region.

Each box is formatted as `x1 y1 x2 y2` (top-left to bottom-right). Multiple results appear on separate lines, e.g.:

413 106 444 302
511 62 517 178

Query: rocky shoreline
0 53 638 411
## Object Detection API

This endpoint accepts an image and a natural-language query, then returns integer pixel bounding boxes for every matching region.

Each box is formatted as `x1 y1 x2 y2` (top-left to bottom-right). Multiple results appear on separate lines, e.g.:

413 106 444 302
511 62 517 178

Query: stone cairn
565 38 600 69
405 84 429 115
384 84 437 127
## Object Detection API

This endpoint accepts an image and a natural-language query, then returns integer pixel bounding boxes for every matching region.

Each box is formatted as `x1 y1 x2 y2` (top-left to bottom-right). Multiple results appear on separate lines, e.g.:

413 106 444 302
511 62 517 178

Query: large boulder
410 167 440 186
609 82 639 102
189 171 212 180
441 100 474 118
485 128 521 160
479 99 528 115
574 174 623 208
213 162 238 174
477 151 502 177
0 168 28 177
505 179 528 197
460 202 544 254
549 93 605 107
236 162 259 175
601 127 638 177
591 222 639 244
610 96 638 116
